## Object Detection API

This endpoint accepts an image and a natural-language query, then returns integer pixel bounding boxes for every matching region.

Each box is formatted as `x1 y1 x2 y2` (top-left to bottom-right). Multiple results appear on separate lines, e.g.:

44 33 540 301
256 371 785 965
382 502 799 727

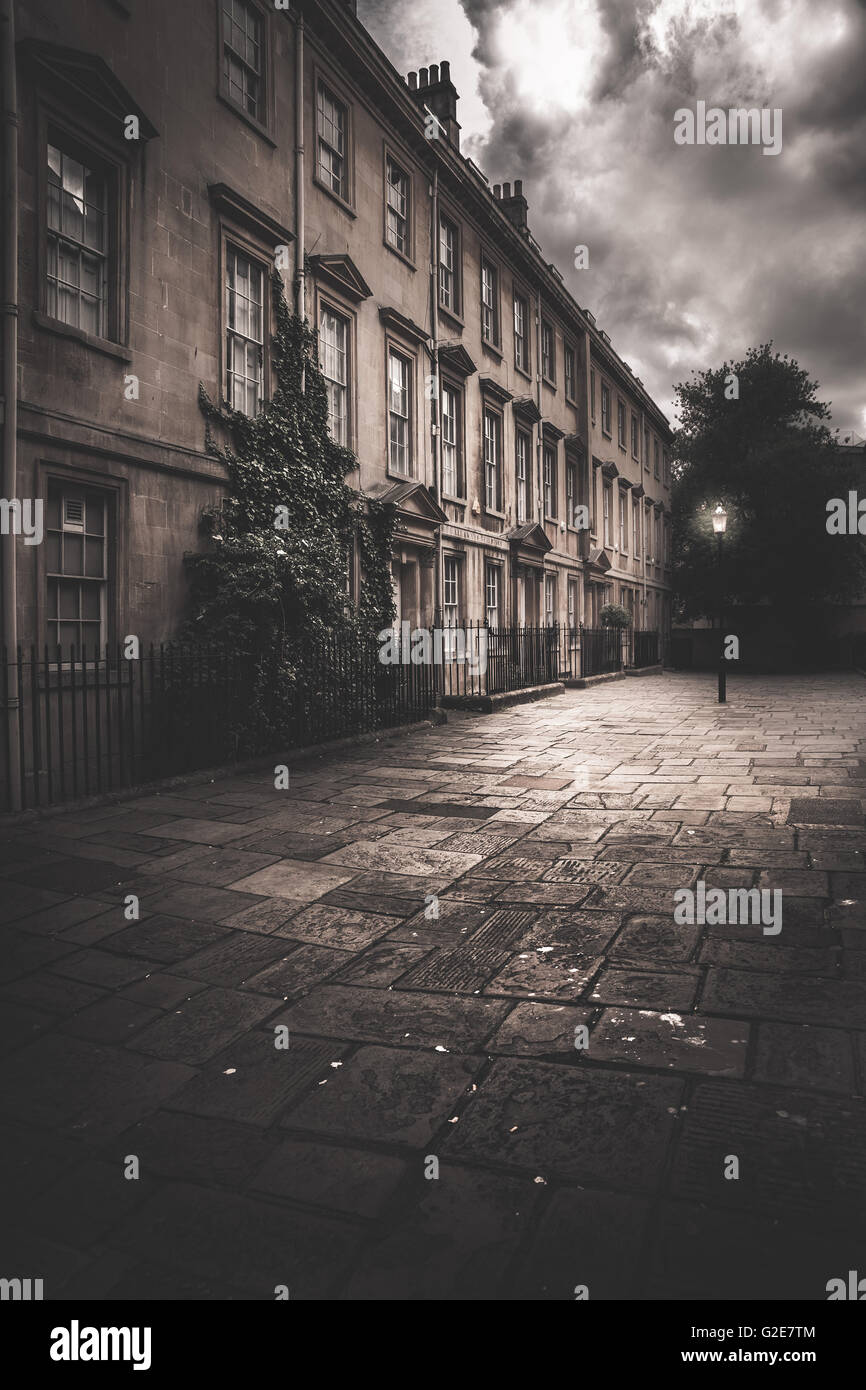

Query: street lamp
712 505 728 703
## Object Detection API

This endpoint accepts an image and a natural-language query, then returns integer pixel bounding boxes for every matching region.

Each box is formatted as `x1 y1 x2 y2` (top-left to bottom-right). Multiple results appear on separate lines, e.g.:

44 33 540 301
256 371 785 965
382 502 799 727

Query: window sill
312 174 356 219
481 338 503 361
216 90 277 147
565 394 578 408
438 303 464 331
514 363 532 382
387 466 417 483
601 428 612 440
383 238 416 271
484 507 506 520
542 376 557 391
442 491 467 505
32 311 132 362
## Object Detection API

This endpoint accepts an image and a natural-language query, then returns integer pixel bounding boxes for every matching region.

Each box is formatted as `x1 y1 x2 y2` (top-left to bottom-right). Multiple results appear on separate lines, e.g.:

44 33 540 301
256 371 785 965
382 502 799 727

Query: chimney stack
500 179 529 234
406 58 461 149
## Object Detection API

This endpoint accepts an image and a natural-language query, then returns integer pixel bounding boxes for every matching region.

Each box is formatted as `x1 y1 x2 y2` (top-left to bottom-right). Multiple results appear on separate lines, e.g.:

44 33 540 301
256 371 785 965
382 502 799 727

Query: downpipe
1 0 21 810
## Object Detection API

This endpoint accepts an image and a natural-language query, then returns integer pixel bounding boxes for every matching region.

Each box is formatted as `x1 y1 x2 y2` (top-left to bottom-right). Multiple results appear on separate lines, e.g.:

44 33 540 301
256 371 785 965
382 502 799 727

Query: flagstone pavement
2 671 865 1301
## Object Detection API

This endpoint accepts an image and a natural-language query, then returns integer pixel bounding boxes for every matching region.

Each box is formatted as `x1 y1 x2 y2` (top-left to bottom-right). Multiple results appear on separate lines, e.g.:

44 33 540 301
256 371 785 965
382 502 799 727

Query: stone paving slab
442 1057 684 1190
284 1045 483 1147
2 671 865 1299
271 984 510 1051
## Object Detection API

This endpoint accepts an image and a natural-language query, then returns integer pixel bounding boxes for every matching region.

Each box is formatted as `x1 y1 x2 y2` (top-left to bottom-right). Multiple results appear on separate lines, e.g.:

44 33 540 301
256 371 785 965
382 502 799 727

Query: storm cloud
359 0 866 435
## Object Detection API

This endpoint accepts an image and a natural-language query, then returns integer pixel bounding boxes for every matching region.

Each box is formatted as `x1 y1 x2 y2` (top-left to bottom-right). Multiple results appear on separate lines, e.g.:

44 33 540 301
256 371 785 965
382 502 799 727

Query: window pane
86 497 104 535
85 537 105 578
59 583 80 619
64 535 84 575
82 584 101 620
45 533 62 572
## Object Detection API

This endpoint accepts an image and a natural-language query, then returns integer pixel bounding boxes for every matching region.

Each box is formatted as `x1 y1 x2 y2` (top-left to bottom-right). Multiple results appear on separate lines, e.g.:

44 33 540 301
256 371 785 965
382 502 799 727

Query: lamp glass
712 505 728 534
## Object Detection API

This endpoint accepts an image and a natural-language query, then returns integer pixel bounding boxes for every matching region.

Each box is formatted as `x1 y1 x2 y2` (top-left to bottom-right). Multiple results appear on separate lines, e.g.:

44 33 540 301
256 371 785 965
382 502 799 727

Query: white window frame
544 573 556 627
443 554 459 625
481 255 499 345
385 153 410 257
221 0 265 125
601 381 611 435
319 305 349 445
513 291 529 372
543 443 557 519
516 429 529 524
46 141 108 339
439 214 459 313
565 343 576 401
225 243 265 415
485 562 500 629
541 320 555 383
441 380 461 497
483 407 501 511
316 80 349 202
388 346 412 476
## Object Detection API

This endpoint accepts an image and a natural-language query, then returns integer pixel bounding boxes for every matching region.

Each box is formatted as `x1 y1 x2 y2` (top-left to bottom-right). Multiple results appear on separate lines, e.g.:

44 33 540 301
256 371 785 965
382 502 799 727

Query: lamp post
712 504 728 703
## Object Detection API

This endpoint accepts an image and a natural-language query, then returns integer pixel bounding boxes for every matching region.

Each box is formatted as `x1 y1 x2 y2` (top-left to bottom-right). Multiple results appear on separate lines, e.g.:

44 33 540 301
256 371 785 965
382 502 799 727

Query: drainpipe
582 325 592 618
293 11 305 323
430 164 442 629
642 499 648 629
534 288 543 624
1 0 21 810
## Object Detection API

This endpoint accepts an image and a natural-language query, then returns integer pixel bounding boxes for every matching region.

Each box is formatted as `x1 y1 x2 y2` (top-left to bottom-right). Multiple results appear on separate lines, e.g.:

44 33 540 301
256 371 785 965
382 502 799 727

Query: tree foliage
671 343 865 625
600 602 631 629
184 274 395 652
179 275 397 751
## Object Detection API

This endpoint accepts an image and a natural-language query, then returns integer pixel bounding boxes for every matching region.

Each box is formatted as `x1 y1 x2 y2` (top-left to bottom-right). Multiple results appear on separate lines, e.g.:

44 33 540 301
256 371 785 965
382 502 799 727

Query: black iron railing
632 630 661 668
440 623 560 699
0 639 436 813
580 626 625 676
1 625 667 812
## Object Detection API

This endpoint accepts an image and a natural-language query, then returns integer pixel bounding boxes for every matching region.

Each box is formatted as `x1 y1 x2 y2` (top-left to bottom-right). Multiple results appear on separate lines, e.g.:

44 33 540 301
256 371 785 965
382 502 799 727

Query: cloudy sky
359 0 866 437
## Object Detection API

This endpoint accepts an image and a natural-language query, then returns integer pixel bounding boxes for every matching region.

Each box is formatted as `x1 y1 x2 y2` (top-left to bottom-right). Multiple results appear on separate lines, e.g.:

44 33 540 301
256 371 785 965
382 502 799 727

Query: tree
671 344 865 627
600 602 631 629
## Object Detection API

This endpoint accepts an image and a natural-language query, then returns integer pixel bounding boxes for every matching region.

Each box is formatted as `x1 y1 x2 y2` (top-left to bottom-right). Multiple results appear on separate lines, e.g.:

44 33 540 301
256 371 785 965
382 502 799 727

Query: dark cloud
359 0 866 433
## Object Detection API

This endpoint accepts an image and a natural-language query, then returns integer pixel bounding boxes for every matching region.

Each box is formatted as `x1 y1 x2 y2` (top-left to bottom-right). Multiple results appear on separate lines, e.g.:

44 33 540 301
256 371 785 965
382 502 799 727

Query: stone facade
4 0 673 654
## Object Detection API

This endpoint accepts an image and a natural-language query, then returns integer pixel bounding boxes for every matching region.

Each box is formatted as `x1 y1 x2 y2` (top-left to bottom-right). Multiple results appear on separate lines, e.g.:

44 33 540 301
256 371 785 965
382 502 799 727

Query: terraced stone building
2 0 674 656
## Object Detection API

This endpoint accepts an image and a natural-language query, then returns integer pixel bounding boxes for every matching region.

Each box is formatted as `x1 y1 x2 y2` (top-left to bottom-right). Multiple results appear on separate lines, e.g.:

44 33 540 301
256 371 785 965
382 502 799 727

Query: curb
440 682 566 713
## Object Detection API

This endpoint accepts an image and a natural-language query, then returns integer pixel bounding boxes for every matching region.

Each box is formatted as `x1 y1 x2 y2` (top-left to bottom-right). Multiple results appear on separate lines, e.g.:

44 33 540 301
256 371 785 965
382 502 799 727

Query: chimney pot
440 60 450 82
493 183 501 198
408 71 418 90
419 66 429 87
429 63 439 85
503 181 511 198
514 179 523 196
